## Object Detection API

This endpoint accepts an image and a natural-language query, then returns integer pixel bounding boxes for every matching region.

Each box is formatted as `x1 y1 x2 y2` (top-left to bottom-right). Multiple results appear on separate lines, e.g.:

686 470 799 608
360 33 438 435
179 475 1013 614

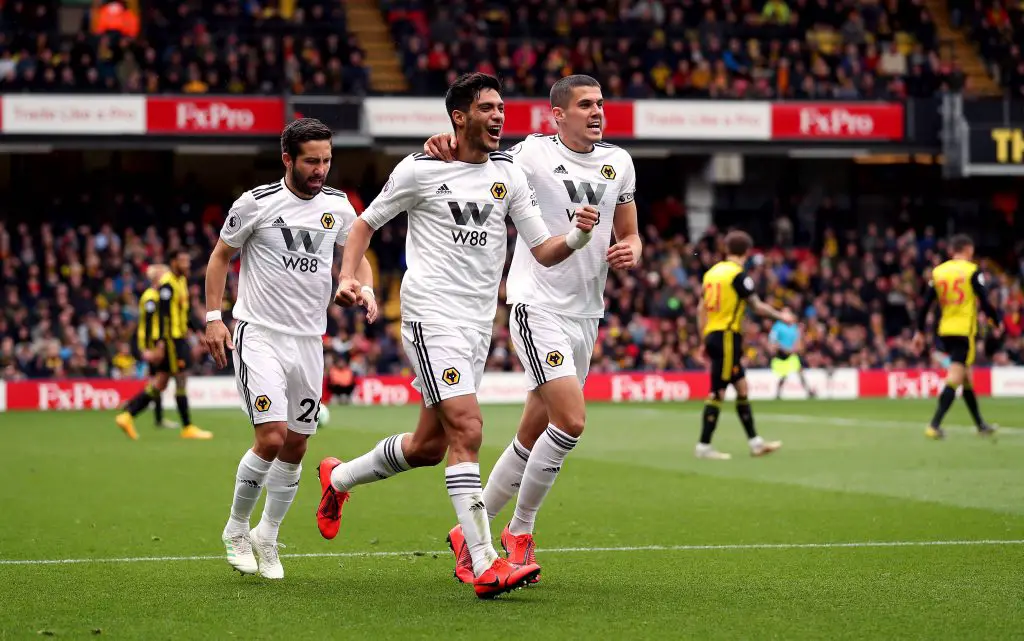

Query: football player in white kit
203 118 377 579
422 75 642 583
315 73 600 599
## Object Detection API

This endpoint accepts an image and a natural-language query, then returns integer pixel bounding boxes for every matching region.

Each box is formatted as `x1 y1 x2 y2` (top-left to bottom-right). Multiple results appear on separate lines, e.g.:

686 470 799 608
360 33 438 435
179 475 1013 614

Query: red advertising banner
5 368 1013 411
146 97 285 135
771 103 904 140
857 368 991 399
502 100 635 138
584 371 707 402
354 375 421 406
6 379 146 411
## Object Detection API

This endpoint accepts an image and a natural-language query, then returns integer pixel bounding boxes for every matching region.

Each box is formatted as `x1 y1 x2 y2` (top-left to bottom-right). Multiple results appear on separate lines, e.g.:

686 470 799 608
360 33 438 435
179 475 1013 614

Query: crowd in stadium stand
0 0 966 98
386 0 958 98
0 0 372 95
2 190 1022 381
952 0 1024 94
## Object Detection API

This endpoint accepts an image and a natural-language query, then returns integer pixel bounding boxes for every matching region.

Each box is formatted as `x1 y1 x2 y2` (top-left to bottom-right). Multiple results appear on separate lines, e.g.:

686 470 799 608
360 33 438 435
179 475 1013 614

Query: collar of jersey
281 178 318 202
555 134 596 156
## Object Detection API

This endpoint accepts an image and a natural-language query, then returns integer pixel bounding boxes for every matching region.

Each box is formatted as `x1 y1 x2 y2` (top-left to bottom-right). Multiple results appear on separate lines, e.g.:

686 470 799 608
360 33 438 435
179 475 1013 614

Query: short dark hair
281 118 332 158
950 234 974 253
550 74 601 108
724 230 753 257
444 72 502 129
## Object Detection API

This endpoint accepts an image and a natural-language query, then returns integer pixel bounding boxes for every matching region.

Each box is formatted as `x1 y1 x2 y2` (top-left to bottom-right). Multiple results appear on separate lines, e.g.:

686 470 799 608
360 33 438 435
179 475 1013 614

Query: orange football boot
446 525 475 583
501 524 540 584
115 412 138 440
316 457 350 540
474 557 541 599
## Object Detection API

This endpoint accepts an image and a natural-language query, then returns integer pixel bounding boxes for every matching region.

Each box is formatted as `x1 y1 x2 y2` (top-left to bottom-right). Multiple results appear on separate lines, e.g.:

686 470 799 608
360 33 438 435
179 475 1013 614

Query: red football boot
316 457 350 540
446 524 475 583
501 524 540 584
474 557 541 599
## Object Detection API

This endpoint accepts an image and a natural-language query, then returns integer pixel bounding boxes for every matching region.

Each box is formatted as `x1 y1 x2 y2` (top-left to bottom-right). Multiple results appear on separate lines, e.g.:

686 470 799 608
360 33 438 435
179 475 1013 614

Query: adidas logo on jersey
436 183 452 195
272 217 287 227
554 165 569 174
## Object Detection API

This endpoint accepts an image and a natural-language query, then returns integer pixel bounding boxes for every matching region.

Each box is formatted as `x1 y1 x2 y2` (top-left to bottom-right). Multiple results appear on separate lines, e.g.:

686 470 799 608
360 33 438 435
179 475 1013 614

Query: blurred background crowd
2 188 1022 382
1 0 1024 382
0 0 987 99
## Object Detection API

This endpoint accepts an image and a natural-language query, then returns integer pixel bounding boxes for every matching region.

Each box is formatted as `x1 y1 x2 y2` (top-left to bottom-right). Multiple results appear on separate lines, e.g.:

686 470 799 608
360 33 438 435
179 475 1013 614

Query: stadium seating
383 0 954 98
952 0 1024 93
0 0 973 97
0 0 371 95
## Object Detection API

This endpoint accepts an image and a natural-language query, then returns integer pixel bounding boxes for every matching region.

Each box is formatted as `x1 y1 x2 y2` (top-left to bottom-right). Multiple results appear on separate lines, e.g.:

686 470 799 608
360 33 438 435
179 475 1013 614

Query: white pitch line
624 407 1024 432
2 539 1022 567
760 413 1024 433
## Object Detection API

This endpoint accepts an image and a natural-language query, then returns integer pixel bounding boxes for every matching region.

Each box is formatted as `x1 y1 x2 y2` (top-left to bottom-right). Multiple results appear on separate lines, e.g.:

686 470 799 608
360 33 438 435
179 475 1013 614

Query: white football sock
331 433 410 492
482 438 530 521
254 459 301 543
224 449 273 537
509 424 578 536
446 462 498 577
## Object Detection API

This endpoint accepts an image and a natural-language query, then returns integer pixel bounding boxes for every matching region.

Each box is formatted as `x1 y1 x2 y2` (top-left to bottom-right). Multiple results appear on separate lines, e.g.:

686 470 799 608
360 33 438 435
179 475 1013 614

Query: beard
290 167 324 196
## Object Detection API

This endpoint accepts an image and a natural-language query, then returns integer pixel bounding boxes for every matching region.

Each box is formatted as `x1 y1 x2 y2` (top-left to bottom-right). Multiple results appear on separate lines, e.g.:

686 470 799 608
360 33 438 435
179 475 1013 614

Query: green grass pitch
2 399 1024 640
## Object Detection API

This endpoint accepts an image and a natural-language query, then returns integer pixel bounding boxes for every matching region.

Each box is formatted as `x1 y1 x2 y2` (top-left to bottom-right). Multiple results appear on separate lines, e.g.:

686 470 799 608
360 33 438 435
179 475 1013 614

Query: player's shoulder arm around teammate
362 154 420 230
504 135 539 177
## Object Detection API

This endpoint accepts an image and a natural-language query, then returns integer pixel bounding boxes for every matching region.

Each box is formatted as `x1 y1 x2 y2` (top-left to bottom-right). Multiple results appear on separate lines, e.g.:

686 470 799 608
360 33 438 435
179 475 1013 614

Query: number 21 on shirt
704 282 721 312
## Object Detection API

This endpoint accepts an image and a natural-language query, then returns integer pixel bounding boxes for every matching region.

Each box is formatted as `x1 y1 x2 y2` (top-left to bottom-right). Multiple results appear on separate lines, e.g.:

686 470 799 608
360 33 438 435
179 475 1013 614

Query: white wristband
360 285 375 299
565 227 593 251
206 310 222 323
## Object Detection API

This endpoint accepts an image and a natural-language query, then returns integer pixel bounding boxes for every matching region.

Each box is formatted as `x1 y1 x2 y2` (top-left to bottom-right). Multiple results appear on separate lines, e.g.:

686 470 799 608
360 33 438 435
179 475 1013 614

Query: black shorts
939 335 975 366
705 330 745 393
154 338 191 374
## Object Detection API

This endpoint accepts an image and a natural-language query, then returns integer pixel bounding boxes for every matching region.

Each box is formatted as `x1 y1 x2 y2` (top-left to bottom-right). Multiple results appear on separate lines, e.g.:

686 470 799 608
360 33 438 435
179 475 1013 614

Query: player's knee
444 410 484 453
707 391 724 403
278 434 308 463
553 409 585 438
252 423 287 458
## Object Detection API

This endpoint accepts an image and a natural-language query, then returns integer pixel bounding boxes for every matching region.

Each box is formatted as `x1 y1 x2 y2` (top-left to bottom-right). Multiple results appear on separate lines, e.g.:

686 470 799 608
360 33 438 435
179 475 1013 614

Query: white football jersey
362 151 550 330
505 134 637 318
220 180 358 337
